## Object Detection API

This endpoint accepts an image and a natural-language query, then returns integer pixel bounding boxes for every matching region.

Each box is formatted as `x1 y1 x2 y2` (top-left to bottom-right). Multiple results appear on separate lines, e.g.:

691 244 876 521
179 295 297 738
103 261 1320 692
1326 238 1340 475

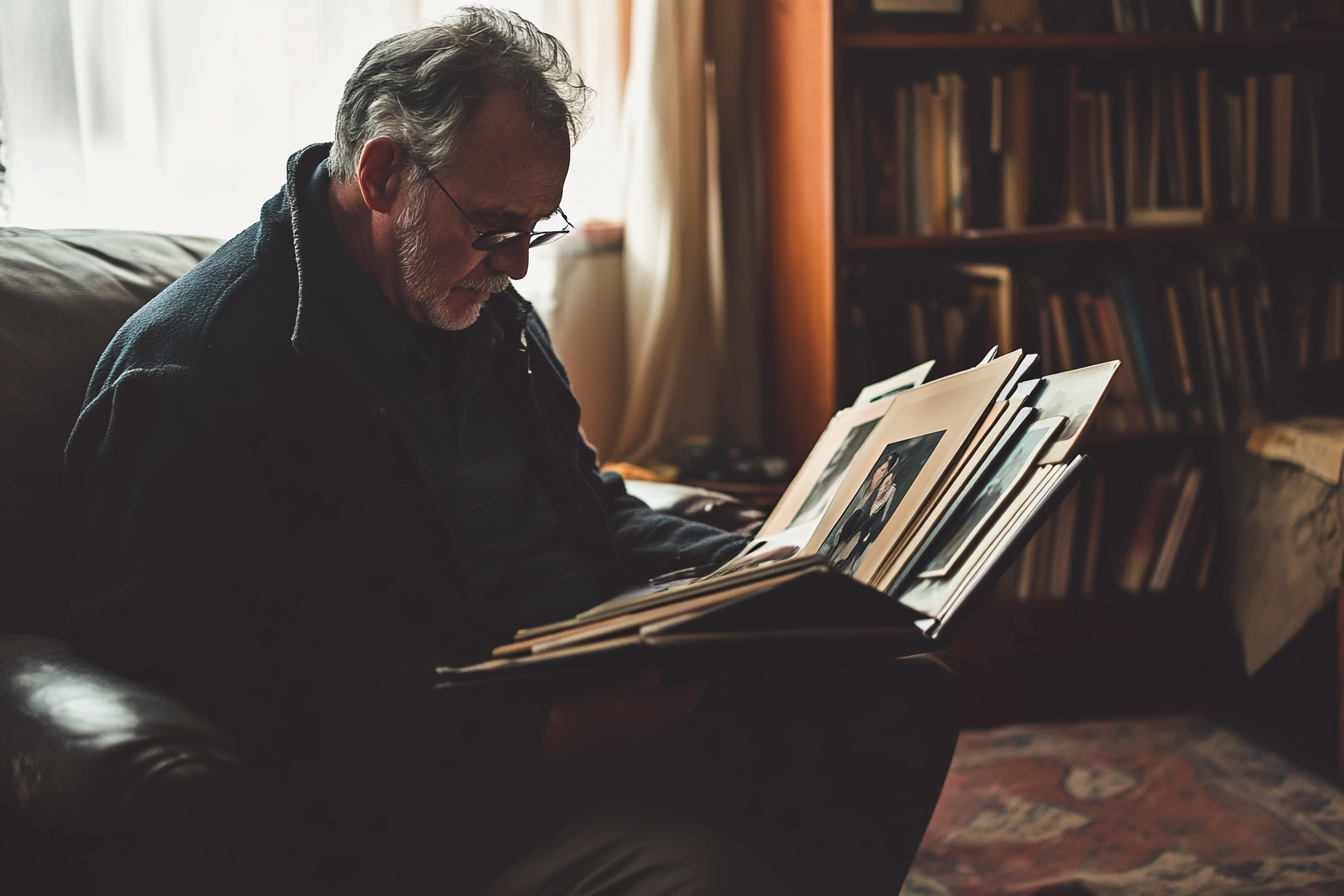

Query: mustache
454 272 512 294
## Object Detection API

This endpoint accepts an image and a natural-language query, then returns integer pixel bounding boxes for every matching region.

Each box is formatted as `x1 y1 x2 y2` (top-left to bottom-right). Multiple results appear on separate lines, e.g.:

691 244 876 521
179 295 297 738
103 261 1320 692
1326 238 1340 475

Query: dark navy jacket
64 144 745 824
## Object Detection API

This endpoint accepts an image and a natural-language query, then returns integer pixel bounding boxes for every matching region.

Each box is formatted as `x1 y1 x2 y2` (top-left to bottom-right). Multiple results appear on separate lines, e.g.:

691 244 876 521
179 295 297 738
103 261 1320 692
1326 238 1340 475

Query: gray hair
329 7 589 184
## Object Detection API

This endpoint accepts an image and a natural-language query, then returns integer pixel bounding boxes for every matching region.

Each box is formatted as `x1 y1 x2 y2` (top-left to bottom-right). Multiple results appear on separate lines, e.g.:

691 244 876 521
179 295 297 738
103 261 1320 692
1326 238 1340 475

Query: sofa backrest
1 228 221 632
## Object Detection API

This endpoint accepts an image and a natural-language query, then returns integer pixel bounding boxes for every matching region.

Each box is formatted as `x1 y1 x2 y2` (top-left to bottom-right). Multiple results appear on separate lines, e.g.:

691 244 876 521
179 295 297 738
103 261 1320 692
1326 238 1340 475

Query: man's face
389 91 570 331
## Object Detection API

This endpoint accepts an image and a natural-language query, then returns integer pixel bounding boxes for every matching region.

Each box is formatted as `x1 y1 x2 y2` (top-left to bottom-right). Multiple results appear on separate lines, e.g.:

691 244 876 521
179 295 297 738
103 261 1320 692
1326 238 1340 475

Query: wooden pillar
762 0 835 467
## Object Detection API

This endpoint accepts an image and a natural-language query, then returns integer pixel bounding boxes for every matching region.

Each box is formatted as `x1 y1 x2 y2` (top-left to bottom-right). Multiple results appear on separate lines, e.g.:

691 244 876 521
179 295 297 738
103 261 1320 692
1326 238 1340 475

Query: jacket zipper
517 328 618 573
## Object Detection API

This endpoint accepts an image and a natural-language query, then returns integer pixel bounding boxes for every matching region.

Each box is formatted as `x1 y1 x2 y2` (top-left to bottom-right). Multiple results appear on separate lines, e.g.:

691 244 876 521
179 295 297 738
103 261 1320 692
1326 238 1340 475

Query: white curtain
614 0 723 463
0 0 430 237
611 0 762 464
0 0 626 238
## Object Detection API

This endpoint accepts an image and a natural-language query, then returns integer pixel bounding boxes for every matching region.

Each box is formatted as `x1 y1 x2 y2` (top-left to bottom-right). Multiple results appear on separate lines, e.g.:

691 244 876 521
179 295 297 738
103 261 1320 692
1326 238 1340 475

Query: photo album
436 351 1119 693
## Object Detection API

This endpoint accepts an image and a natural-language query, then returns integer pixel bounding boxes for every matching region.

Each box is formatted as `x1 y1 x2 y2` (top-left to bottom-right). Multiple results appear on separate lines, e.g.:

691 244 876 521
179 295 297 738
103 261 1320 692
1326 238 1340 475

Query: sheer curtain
0 0 629 237
0 0 426 237
612 0 763 463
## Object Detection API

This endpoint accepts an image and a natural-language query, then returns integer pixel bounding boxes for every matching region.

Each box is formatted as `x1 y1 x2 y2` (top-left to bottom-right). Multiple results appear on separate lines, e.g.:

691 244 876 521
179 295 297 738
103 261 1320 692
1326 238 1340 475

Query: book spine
1197 67 1213 220
1190 267 1228 434
1245 74 1260 221
1148 63 1162 209
1100 91 1117 228
1225 87 1244 214
1117 474 1171 594
895 85 911 236
1113 277 1166 432
1270 71 1293 221
1123 74 1139 218
1164 285 1197 402
1094 293 1152 434
1049 293 1077 372
1066 66 1083 225
949 72 966 235
930 75 951 236
1170 70 1191 207
1048 486 1080 598
1225 284 1263 430
1147 467 1202 592
1002 67 1033 229
1080 470 1106 597
913 80 932 236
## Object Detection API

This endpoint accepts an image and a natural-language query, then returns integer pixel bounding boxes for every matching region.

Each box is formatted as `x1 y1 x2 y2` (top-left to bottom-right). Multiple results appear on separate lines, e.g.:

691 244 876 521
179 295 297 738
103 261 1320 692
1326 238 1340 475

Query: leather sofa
0 227 758 892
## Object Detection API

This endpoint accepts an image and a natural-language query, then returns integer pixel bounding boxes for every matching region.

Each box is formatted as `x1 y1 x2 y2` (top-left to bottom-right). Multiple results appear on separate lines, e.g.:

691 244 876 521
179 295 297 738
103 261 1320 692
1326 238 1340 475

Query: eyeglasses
424 170 572 250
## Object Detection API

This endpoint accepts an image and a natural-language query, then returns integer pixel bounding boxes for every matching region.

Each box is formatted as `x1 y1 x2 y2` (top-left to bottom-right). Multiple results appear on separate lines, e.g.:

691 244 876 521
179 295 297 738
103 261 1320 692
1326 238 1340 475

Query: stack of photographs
437 352 1118 691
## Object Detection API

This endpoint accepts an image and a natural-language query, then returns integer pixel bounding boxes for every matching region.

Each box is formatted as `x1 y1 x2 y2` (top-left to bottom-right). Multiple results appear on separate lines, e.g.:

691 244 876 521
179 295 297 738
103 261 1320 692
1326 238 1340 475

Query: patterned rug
903 717 1344 896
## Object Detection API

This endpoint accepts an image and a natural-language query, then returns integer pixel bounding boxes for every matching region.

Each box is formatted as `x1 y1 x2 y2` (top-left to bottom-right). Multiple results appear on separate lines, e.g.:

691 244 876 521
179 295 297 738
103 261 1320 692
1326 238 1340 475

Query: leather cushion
0 634 266 890
0 228 220 631
0 634 240 837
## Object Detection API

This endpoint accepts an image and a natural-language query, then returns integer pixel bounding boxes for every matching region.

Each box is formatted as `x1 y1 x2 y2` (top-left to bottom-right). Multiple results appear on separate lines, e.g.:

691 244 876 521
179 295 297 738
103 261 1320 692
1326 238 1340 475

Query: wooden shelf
840 31 1344 50
946 591 1183 658
1078 430 1222 451
839 219 1344 251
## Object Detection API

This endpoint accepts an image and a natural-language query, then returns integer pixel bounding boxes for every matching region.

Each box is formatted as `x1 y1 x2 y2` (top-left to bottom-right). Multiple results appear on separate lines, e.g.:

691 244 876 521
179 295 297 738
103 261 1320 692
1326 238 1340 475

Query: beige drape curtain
608 0 764 465
707 0 766 458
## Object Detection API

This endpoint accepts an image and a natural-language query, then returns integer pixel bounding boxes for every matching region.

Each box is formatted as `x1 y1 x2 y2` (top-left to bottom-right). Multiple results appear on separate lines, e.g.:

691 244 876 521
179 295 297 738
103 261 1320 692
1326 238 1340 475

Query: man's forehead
440 98 569 218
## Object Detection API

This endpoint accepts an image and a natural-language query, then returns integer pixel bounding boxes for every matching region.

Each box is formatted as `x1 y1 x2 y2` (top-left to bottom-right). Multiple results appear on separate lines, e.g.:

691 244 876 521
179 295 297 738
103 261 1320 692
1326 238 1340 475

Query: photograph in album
865 397 1025 593
850 358 936 406
818 432 944 577
881 358 1117 603
758 357 941 542
757 398 892 539
1032 360 1121 464
895 460 1074 624
814 350 1024 585
787 419 882 530
916 415 1064 579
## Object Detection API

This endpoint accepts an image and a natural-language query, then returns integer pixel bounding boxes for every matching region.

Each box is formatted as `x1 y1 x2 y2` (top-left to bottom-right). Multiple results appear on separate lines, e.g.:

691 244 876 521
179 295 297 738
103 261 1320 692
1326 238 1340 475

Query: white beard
394 190 511 331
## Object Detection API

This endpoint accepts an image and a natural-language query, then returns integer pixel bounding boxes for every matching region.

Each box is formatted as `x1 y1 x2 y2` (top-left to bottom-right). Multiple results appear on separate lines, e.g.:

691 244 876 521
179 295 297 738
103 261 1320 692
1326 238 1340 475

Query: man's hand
539 670 708 766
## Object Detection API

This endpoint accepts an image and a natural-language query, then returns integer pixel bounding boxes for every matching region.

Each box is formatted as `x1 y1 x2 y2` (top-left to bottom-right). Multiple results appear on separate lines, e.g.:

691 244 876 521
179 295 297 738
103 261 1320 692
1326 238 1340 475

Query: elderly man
65 8 958 894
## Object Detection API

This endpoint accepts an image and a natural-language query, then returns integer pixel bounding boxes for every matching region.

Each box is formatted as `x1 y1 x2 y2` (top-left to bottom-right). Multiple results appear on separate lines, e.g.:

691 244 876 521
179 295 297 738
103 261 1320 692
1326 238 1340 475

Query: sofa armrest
0 634 263 891
620 480 766 534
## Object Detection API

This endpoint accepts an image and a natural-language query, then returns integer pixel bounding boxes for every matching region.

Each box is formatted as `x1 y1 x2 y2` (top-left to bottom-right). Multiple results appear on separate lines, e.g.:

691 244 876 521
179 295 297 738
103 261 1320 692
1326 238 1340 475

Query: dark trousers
480 654 962 896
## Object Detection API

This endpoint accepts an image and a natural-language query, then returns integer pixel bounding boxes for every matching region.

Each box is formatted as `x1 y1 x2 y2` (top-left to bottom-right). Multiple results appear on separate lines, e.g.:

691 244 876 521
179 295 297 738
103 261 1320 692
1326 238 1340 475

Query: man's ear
356 137 409 214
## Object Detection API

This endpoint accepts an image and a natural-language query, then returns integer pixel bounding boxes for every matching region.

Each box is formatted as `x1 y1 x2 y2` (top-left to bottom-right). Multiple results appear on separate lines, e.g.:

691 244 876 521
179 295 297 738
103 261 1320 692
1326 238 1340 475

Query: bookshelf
841 218 1343 250
761 1 1343 612
839 31 1344 49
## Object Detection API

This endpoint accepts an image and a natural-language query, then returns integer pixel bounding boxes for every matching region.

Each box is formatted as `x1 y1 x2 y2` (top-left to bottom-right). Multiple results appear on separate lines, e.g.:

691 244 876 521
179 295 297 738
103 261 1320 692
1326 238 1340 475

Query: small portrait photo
1032 361 1117 464
917 415 1064 579
818 430 944 577
788 419 880 530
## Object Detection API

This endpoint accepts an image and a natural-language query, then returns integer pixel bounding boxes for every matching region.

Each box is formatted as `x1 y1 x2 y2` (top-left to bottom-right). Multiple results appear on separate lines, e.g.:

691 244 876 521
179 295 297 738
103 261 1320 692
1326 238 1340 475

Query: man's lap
483 795 790 896
482 654 961 896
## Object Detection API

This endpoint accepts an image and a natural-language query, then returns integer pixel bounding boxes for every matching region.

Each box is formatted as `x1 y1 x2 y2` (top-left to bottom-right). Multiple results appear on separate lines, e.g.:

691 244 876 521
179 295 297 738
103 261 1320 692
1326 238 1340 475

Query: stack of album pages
437 350 1118 691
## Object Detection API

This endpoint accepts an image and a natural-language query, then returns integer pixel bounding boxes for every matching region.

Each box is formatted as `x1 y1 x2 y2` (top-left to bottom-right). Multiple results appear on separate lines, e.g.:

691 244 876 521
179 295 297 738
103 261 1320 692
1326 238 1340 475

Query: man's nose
486 237 529 280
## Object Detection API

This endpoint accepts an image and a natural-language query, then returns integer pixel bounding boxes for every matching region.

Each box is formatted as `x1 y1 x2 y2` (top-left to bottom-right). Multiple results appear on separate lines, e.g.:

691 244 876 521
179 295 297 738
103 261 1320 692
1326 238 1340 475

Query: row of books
838 61 1339 237
1023 265 1344 436
994 457 1218 601
1043 0 1338 35
843 253 1344 438
852 0 1342 35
